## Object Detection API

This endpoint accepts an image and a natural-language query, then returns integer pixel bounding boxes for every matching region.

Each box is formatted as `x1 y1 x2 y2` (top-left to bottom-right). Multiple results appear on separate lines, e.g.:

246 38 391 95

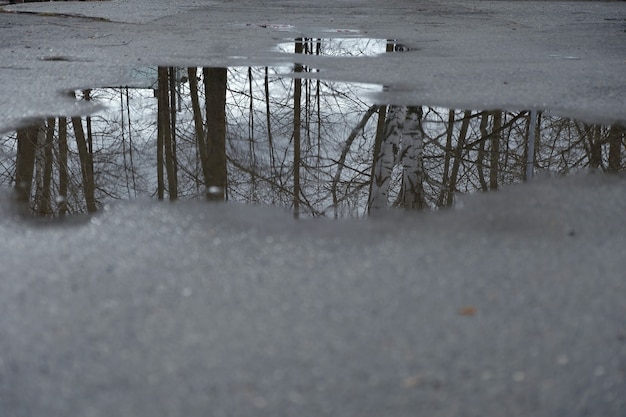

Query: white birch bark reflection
369 105 406 212
400 106 426 210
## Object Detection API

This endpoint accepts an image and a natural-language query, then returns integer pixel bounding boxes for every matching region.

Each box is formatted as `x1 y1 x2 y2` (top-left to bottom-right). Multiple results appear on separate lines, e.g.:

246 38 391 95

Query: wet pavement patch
1 65 624 219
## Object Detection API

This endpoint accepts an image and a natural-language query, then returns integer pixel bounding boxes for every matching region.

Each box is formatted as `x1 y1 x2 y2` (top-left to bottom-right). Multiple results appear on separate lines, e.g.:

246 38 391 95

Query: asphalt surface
0 1 625 417
0 0 625 132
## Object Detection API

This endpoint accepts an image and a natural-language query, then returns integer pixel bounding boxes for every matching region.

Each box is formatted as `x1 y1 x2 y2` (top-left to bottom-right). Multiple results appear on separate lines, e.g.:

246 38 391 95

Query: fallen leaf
458 306 477 316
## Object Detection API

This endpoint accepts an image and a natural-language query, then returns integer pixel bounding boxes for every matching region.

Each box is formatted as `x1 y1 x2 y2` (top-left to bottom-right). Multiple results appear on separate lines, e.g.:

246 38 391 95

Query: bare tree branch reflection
1 63 623 218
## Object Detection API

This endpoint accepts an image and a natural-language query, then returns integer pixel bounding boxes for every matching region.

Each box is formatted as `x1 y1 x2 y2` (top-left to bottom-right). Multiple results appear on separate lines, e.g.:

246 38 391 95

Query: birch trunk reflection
400 106 426 210
369 105 405 212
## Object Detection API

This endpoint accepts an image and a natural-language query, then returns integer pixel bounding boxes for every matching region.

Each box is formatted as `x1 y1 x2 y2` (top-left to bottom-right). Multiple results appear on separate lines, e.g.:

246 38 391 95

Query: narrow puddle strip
276 38 412 56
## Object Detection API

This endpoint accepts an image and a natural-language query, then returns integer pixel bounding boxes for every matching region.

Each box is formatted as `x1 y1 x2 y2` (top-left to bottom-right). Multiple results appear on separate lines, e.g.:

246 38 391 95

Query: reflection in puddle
276 38 410 56
1 64 624 219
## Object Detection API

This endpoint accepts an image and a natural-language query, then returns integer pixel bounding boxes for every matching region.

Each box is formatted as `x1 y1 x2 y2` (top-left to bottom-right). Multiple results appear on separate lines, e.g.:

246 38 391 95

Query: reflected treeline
277 37 408 56
1 62 624 218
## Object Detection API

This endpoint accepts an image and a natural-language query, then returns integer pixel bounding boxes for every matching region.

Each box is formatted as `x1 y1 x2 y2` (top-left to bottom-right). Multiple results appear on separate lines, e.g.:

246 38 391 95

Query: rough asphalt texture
0 1 625 417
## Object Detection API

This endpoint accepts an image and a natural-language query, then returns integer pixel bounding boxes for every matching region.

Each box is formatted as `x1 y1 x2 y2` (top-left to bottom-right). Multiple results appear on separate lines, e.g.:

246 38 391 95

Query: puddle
276 38 411 56
1 65 624 218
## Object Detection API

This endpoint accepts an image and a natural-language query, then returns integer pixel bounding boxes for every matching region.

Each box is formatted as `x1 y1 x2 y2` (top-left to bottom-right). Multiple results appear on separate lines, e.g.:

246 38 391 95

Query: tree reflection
0 65 623 218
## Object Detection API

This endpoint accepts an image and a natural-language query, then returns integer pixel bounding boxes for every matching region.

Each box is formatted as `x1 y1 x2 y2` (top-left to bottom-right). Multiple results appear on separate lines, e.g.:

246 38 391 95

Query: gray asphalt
1 0 625 132
0 1 625 417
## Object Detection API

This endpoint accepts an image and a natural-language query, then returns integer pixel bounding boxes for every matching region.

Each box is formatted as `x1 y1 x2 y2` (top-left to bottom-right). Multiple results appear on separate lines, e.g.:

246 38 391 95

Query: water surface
1 63 624 219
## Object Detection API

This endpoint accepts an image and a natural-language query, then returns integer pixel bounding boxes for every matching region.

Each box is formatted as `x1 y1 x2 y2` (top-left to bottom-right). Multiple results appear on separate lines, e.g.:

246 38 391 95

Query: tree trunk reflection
2 65 623 218
14 125 39 206
203 67 228 201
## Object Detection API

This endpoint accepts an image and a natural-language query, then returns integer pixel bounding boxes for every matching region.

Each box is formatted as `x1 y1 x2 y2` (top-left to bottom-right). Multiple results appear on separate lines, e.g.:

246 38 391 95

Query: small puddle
1 65 624 219
276 38 412 56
